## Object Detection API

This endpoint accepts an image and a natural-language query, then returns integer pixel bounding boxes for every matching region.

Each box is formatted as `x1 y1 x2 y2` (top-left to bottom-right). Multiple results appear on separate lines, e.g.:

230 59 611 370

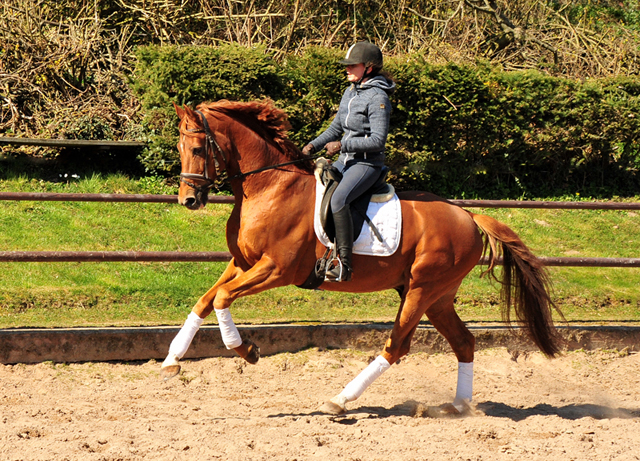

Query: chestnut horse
161 99 562 415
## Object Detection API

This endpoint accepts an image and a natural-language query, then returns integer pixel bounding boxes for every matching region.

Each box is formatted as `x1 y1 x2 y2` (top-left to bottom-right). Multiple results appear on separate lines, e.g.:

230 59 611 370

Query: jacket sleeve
308 89 349 152
341 91 391 153
309 114 344 152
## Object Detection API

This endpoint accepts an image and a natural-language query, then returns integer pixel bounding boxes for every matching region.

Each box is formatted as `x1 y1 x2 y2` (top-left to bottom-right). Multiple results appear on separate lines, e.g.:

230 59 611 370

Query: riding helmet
339 42 383 68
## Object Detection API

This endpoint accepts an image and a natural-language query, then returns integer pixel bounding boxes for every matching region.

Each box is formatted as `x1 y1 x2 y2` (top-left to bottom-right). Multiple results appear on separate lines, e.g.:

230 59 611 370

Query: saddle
297 158 395 290
314 158 394 243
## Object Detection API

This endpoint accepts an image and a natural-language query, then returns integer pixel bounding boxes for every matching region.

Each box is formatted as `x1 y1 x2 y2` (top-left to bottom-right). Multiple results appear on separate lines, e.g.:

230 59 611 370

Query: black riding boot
325 205 353 282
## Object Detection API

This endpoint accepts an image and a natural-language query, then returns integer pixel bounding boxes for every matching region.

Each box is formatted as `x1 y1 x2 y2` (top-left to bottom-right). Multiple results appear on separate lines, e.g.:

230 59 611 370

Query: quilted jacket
309 75 396 167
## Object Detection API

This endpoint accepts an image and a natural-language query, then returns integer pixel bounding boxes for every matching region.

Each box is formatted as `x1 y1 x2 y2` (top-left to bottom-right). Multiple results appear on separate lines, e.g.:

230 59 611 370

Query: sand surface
1 347 639 460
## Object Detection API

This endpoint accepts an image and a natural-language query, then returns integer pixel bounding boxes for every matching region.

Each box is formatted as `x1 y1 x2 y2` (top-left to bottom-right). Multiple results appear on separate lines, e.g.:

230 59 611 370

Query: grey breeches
330 161 382 213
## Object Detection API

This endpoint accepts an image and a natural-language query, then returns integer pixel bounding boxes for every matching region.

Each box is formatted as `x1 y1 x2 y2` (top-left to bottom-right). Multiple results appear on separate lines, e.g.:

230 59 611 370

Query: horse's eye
192 147 204 156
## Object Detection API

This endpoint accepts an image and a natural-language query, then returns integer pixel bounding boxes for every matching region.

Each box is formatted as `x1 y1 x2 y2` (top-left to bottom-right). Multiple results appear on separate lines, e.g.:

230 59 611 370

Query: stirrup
325 258 352 282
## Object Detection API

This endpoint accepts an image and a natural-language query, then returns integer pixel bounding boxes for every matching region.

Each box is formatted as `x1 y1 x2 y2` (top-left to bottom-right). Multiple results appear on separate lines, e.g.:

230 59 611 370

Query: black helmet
339 42 383 68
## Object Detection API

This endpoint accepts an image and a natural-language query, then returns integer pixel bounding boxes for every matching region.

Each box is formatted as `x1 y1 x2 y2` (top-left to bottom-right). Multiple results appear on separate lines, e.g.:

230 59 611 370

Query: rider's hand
324 141 342 156
302 143 316 156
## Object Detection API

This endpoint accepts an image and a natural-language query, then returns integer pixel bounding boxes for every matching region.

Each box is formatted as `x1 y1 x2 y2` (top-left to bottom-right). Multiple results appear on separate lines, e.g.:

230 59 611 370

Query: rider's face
346 63 367 83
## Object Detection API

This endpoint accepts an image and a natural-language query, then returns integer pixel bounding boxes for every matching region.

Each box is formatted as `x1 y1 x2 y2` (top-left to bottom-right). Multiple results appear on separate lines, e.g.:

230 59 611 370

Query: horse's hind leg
319 285 437 415
319 282 475 415
425 289 476 412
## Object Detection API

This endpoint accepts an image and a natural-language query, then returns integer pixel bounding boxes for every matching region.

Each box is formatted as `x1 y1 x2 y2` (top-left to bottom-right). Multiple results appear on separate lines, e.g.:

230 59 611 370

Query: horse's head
174 103 221 210
175 99 314 209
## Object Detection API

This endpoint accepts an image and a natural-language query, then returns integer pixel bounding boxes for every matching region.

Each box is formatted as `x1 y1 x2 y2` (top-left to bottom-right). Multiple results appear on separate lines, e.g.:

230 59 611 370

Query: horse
161 99 563 415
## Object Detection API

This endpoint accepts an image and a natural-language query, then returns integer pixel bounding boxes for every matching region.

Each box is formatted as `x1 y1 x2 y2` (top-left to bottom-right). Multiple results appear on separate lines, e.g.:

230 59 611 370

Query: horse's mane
197 99 311 170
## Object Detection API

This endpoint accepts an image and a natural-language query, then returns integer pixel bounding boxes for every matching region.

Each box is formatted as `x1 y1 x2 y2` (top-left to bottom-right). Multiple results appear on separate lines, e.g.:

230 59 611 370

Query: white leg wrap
453 361 474 411
338 355 391 403
166 312 204 360
215 308 243 350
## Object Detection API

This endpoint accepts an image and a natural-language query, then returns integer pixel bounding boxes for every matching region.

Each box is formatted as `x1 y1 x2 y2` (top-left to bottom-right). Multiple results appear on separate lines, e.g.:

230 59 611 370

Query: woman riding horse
161 56 562 416
302 41 396 282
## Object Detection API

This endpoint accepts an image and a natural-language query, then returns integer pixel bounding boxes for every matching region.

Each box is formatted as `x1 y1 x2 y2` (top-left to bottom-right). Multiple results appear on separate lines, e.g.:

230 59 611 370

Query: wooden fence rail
0 192 639 209
0 251 637 266
0 192 638 267
0 138 144 149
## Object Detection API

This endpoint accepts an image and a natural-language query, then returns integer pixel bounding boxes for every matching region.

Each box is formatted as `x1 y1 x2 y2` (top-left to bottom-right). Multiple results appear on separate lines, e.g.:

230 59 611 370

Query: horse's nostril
184 197 197 208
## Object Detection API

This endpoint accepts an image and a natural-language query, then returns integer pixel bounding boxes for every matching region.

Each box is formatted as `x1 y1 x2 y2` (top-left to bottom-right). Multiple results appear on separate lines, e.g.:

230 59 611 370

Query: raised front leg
161 255 288 380
160 260 243 380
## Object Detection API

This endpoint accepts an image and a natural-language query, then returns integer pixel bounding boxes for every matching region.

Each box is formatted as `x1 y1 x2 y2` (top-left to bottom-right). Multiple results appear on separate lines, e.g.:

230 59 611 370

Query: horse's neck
231 165 314 204
219 113 315 213
228 137 308 199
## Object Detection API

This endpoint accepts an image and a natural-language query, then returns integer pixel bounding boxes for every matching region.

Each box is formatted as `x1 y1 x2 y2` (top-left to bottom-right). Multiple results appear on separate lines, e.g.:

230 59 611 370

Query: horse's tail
470 212 564 357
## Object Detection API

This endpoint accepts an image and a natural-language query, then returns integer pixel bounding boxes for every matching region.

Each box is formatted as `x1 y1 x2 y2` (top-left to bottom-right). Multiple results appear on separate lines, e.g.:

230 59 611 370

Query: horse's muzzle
180 189 208 210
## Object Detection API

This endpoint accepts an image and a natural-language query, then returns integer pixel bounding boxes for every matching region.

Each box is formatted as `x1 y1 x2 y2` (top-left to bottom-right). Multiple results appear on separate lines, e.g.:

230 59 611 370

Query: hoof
438 402 464 416
413 401 471 418
245 340 260 365
161 364 181 381
452 398 472 414
318 400 346 415
238 339 260 365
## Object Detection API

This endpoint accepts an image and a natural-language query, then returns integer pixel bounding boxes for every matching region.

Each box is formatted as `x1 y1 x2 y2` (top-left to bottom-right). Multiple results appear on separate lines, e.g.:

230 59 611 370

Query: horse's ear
173 102 186 120
183 104 196 119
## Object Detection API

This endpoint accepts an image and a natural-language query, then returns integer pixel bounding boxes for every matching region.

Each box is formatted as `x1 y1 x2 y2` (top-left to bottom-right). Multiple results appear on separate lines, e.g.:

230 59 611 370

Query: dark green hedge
388 58 640 197
131 44 640 198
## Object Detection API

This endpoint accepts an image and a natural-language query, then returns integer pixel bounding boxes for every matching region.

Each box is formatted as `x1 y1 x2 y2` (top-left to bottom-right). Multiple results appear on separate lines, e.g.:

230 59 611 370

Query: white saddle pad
314 182 402 257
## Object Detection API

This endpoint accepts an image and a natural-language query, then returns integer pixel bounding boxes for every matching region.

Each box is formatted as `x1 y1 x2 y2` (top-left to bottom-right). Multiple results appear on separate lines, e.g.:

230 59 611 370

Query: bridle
179 109 227 196
179 109 321 195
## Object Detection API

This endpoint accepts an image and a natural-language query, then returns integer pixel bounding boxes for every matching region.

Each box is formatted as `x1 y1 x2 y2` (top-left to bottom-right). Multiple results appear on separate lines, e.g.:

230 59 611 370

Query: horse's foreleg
213 306 260 364
163 255 288 380
205 256 287 363
160 260 243 380
425 290 476 413
160 311 204 380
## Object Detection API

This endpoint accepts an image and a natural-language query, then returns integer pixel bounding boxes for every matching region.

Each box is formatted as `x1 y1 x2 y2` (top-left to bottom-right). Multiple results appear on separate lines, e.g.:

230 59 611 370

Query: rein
180 109 320 192
228 156 320 181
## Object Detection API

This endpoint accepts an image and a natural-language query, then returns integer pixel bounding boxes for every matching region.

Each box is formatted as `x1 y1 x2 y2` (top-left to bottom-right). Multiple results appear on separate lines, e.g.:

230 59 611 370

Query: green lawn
0 174 638 328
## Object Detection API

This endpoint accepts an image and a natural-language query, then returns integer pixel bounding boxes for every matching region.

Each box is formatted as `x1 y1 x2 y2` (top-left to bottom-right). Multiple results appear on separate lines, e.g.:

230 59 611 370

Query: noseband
179 110 227 196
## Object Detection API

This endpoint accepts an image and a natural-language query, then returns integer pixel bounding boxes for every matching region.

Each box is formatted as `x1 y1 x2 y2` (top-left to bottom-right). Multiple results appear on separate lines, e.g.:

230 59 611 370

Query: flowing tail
470 212 564 357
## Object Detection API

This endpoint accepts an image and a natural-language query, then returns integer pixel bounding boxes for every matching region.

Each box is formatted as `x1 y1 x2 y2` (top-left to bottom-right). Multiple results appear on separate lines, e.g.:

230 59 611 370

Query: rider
302 41 396 282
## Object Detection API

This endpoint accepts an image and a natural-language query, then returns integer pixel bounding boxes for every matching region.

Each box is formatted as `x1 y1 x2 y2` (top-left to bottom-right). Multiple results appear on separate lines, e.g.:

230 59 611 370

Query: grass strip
0 175 638 327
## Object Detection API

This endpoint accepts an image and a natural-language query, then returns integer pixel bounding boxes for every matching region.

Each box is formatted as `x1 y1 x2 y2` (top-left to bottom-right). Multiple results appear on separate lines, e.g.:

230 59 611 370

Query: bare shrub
0 0 141 146
0 0 638 156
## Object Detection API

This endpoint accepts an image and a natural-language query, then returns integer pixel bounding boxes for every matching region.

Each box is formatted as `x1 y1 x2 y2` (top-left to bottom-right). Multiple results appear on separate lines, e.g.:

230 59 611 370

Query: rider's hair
367 66 395 83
